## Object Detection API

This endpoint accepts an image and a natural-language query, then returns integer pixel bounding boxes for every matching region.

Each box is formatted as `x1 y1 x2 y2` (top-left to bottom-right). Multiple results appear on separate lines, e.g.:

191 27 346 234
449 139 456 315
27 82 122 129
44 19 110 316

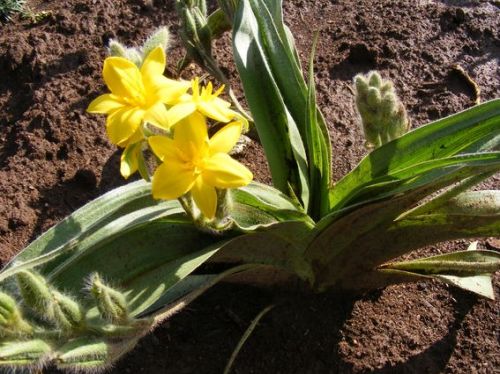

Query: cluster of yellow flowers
87 46 253 219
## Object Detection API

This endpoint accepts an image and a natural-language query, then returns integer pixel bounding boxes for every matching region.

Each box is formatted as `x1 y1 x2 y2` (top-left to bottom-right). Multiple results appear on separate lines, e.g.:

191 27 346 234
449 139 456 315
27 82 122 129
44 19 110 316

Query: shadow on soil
103 284 479 374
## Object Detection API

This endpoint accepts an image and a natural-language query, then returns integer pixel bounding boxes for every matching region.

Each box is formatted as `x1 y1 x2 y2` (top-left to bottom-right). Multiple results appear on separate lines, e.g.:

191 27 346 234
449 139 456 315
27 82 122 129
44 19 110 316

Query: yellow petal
165 102 197 127
198 100 233 123
174 112 208 159
140 46 165 78
151 161 196 200
128 126 144 145
203 153 253 188
155 77 191 104
106 107 144 147
144 102 170 129
192 78 200 100
87 94 125 114
213 96 231 109
148 135 178 161
103 57 144 98
191 178 217 219
120 142 141 179
234 113 249 132
209 121 242 155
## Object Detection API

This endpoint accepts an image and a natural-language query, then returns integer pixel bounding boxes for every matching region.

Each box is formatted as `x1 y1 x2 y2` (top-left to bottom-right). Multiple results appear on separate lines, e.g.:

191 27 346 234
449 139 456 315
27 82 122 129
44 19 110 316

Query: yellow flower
149 113 253 219
166 77 248 128
87 46 190 148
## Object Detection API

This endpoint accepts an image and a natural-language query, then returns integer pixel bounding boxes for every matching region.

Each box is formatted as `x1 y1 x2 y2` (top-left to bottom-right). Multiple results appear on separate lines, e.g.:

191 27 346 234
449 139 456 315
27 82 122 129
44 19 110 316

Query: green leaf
435 274 494 299
0 181 161 282
330 99 500 213
233 0 332 216
305 33 332 219
379 245 500 299
1 179 315 318
403 189 500 219
206 8 231 37
233 0 309 206
380 249 500 274
306 167 500 289
338 152 500 213
231 182 314 231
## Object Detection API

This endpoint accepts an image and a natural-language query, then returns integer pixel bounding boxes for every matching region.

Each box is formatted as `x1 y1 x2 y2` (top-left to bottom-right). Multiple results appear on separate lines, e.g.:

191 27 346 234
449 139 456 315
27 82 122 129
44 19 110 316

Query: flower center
188 156 206 177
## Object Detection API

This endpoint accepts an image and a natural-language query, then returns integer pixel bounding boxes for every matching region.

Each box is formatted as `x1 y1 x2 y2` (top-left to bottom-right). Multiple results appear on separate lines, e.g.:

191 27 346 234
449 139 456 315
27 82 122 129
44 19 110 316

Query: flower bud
57 336 141 371
354 71 410 149
51 291 83 330
366 87 382 108
16 270 53 318
124 48 143 67
56 337 109 370
0 291 32 336
89 273 129 323
0 291 17 321
368 71 382 87
108 39 127 58
0 339 51 366
142 27 171 60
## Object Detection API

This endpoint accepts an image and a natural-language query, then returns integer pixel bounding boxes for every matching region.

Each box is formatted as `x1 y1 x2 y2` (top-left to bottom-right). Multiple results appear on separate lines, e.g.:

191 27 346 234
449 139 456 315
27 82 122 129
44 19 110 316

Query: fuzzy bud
16 270 54 318
108 39 127 58
108 39 142 67
51 291 83 330
0 291 17 324
0 339 52 366
124 48 143 67
142 27 171 60
57 336 143 371
89 273 129 324
354 71 410 149
368 71 382 87
56 337 110 370
0 291 32 336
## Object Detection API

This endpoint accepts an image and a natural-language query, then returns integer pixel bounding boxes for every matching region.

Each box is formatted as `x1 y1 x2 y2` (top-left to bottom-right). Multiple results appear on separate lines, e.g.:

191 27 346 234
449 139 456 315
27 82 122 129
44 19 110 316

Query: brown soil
1 0 499 373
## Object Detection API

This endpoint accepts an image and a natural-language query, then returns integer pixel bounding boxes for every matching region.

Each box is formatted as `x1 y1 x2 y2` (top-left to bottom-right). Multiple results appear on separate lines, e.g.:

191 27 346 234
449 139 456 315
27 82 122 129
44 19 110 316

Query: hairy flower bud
57 336 142 371
89 273 129 323
142 27 171 60
16 270 53 318
108 39 127 58
108 39 143 67
0 291 32 336
56 337 110 370
51 291 83 330
0 339 51 366
354 71 410 149
0 291 17 323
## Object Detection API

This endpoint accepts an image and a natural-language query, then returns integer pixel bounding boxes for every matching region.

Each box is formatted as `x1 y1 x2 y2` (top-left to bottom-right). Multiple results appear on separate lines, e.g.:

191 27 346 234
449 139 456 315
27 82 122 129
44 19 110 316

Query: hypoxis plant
1 0 499 371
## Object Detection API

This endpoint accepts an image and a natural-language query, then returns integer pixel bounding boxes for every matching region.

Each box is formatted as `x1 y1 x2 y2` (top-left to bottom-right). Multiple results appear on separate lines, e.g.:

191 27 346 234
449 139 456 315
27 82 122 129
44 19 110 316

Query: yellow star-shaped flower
149 113 253 219
87 46 190 148
166 77 248 128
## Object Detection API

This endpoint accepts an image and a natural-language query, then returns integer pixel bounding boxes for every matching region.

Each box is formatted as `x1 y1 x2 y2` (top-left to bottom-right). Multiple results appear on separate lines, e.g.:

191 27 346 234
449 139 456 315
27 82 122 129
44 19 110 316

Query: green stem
223 304 275 374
